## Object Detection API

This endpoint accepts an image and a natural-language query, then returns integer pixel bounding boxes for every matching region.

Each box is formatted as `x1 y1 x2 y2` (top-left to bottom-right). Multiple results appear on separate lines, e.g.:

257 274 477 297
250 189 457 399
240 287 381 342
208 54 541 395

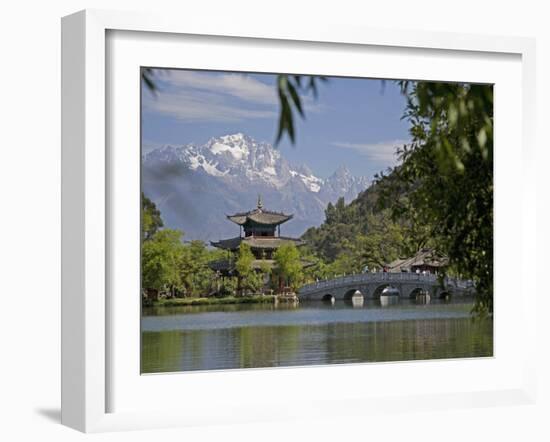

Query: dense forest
300 171 436 279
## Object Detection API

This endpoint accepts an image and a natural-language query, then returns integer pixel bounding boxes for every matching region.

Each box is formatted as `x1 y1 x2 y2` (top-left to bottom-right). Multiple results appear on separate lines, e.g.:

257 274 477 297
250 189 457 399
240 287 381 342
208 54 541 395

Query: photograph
139 67 494 374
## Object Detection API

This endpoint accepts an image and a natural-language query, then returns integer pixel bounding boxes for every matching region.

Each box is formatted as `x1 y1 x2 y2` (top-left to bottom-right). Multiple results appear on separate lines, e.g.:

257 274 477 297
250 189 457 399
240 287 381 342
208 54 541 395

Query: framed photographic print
61 9 537 433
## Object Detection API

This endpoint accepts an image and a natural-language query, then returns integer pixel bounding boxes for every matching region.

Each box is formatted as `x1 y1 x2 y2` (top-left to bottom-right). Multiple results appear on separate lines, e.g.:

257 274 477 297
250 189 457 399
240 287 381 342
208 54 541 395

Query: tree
274 74 328 144
141 193 163 241
357 211 405 269
235 243 261 295
302 188 408 270
178 240 218 297
141 229 183 296
273 243 303 292
324 197 347 225
259 260 273 292
375 82 493 315
140 192 227 299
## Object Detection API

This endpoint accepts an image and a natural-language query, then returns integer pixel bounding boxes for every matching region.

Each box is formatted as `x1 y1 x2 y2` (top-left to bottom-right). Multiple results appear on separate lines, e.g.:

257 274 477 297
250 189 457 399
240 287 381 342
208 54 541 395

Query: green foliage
377 81 494 315
141 68 158 95
324 197 348 225
275 74 327 145
235 242 254 276
302 185 413 276
217 277 238 297
259 259 273 292
141 193 163 241
273 243 303 291
259 259 272 277
141 221 223 297
141 229 184 293
356 211 406 268
235 243 263 294
178 240 221 297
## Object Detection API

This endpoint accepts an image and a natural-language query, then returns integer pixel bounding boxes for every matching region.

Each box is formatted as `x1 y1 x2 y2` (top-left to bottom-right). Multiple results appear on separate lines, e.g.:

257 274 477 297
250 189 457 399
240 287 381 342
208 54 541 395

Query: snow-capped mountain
142 133 369 241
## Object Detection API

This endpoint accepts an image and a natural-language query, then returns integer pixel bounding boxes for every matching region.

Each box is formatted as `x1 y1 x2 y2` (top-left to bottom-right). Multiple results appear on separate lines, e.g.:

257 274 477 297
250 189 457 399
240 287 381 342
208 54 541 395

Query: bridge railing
298 272 473 294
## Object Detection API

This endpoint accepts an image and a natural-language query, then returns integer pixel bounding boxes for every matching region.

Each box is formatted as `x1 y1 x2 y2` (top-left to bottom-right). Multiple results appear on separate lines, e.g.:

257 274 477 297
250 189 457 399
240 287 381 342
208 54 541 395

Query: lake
141 298 493 374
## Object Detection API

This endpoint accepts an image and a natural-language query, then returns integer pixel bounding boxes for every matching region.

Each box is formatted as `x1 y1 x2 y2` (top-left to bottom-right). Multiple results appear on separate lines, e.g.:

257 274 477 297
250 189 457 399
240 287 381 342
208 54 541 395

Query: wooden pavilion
209 196 306 280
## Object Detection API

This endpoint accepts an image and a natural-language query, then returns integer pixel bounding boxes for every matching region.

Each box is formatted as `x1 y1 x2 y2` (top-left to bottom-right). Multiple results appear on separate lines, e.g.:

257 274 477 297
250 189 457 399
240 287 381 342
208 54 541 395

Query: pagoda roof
387 248 449 272
227 209 292 226
226 196 293 226
210 235 305 251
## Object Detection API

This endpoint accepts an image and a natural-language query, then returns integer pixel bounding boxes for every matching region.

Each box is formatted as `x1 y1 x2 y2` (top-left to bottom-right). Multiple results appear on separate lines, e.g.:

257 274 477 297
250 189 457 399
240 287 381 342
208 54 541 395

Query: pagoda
209 196 305 278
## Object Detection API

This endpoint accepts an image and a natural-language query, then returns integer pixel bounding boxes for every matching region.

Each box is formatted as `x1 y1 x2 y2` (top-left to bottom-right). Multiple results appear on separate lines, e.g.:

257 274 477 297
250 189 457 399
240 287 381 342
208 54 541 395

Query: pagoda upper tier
227 196 292 227
227 210 292 226
225 196 294 238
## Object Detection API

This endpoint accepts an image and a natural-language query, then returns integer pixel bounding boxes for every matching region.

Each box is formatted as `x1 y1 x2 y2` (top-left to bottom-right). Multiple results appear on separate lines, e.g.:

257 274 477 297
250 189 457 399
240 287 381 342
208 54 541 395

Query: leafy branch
275 74 327 145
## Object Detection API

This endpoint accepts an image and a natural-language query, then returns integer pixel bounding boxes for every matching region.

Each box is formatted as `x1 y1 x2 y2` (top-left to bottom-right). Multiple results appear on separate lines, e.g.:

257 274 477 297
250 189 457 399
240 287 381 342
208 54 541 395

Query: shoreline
146 295 278 307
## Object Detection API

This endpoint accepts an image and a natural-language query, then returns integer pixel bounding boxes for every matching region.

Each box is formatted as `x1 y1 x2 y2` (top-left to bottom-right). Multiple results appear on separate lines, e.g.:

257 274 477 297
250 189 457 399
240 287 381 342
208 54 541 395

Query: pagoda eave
211 236 305 251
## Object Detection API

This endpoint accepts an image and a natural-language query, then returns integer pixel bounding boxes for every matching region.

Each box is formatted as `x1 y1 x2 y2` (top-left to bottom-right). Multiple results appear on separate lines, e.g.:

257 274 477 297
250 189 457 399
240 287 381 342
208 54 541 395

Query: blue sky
141 69 410 179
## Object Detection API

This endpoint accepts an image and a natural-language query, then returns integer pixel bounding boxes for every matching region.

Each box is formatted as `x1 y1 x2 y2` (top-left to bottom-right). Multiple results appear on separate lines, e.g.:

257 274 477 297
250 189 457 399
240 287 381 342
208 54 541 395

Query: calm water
141 298 493 373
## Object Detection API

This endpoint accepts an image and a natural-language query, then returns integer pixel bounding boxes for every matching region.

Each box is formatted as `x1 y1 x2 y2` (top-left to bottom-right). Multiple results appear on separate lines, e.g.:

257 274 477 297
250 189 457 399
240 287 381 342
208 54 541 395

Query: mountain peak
219 132 246 142
211 132 257 148
332 165 351 177
143 133 368 195
142 133 370 241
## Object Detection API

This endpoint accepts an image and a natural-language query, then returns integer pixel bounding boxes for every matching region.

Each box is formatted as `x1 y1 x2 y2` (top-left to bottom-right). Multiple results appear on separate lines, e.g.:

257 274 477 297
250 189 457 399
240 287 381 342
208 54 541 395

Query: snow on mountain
142 133 369 241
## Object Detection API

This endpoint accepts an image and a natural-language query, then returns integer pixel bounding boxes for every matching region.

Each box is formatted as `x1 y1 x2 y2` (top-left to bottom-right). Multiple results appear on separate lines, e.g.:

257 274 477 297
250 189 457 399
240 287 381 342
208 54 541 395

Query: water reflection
141 299 492 373
351 296 364 308
380 295 399 307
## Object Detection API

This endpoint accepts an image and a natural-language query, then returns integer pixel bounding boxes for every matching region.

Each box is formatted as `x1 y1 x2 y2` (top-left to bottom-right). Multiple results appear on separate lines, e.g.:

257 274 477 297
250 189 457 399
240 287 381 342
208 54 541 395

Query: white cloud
144 88 277 122
145 70 326 123
331 140 409 164
161 70 278 105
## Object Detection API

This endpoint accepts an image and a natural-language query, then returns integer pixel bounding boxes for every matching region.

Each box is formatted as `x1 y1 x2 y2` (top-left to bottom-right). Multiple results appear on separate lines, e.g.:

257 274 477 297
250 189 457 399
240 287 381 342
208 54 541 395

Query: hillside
301 171 429 273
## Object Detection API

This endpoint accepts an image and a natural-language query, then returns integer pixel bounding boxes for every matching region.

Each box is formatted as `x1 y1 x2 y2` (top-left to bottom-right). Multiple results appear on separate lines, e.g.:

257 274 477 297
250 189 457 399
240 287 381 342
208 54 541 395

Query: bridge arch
408 287 428 299
438 291 451 300
321 294 335 303
373 284 400 298
343 289 363 300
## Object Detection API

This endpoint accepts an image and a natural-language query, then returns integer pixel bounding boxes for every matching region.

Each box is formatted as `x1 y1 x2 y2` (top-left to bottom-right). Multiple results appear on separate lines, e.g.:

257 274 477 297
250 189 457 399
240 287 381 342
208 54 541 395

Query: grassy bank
150 295 277 307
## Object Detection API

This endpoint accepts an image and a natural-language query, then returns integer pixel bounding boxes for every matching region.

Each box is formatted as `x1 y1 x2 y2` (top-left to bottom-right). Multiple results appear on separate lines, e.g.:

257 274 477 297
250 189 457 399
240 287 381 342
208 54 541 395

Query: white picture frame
61 9 537 433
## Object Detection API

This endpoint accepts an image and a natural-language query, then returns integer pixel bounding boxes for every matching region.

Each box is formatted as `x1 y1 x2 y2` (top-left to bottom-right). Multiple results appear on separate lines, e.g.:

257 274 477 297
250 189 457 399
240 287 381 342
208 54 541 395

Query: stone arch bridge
298 272 474 301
